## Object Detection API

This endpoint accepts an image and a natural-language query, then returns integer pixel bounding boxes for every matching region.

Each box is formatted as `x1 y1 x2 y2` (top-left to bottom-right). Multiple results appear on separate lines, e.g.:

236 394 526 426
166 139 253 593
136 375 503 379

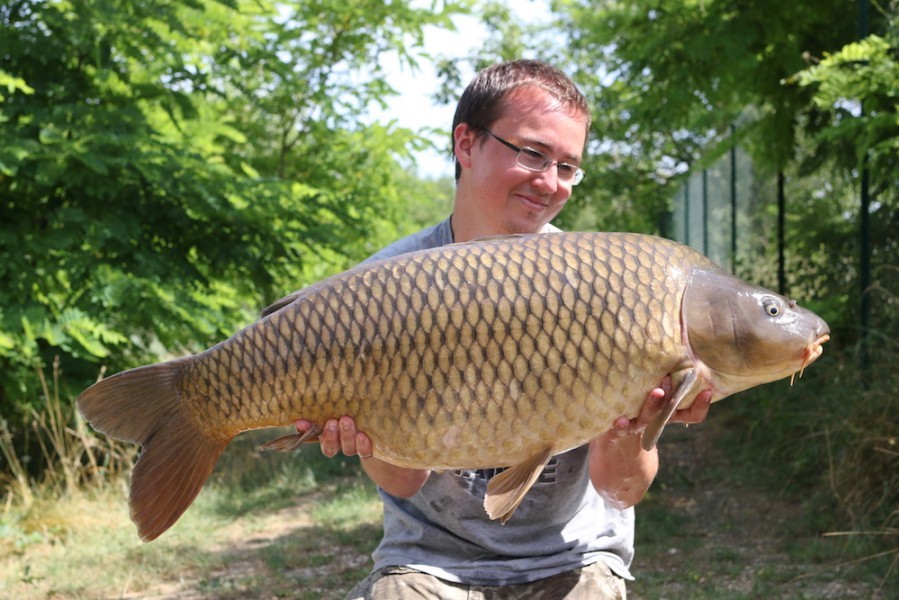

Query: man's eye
558 163 577 175
521 147 545 160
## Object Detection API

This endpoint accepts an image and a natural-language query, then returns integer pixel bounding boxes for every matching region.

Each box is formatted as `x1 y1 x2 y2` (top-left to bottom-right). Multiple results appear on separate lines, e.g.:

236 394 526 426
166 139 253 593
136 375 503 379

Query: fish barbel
77 232 830 541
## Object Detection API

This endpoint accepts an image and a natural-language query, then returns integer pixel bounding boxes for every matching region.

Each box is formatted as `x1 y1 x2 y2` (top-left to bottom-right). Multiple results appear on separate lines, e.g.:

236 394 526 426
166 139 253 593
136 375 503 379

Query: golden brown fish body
77 232 830 541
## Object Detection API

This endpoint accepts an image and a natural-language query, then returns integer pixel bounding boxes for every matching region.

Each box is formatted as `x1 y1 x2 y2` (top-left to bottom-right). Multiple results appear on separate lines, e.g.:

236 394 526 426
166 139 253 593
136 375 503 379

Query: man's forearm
360 456 431 498
588 429 659 509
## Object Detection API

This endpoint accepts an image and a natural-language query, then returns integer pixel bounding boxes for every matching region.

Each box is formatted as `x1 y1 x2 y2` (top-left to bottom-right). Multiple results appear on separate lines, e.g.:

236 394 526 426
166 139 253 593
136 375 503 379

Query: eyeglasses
483 130 585 186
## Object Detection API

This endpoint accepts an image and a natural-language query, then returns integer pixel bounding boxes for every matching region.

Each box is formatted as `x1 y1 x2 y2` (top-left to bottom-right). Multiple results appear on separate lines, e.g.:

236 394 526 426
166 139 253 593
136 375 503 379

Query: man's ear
453 123 476 169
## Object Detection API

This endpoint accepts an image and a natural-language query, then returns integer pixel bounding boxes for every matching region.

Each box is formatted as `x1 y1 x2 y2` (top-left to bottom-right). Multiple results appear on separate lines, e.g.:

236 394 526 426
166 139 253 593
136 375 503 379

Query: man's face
453 86 588 237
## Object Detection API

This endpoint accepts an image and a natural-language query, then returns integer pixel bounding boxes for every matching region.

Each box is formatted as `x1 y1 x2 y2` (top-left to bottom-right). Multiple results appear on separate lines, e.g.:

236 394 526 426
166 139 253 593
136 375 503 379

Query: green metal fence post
858 0 871 370
702 168 709 257
730 125 737 274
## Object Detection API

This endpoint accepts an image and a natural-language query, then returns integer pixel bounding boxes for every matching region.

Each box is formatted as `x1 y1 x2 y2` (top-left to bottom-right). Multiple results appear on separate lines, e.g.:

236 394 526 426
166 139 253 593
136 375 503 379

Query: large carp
77 232 829 541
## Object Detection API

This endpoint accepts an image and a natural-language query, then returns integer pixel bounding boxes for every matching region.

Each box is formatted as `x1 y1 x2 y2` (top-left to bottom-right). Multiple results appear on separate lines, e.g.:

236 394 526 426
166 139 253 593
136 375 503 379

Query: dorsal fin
449 233 532 247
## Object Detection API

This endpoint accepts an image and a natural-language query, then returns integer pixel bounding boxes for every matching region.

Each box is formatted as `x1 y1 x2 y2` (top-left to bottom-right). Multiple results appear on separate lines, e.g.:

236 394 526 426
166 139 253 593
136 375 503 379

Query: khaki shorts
344 561 626 600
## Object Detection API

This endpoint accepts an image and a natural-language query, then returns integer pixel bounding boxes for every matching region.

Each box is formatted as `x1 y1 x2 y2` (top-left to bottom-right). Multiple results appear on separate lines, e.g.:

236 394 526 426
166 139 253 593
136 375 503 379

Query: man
296 59 710 599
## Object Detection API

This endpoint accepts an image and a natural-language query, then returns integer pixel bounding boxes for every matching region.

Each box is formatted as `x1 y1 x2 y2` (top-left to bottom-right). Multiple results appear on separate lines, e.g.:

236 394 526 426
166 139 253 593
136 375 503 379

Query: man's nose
531 164 561 193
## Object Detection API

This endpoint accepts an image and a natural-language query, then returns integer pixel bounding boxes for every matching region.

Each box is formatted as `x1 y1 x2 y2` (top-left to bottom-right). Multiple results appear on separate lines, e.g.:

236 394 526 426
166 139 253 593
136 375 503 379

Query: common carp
77 232 829 541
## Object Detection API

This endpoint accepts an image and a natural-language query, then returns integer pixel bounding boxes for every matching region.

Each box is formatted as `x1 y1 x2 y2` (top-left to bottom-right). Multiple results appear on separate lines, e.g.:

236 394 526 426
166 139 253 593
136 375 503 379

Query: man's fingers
680 390 712 424
660 374 673 397
669 390 712 424
298 415 371 458
612 416 632 431
339 416 358 456
647 387 666 402
356 432 373 459
320 419 340 457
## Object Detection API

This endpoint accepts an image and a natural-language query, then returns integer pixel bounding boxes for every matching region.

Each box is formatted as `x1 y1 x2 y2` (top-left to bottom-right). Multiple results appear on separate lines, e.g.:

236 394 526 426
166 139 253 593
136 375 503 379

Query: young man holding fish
297 60 711 598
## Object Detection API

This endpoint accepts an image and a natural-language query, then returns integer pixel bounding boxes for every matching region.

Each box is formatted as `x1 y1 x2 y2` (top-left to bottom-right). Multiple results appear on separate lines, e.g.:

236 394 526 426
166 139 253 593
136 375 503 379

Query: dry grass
1 448 381 599
1 361 136 513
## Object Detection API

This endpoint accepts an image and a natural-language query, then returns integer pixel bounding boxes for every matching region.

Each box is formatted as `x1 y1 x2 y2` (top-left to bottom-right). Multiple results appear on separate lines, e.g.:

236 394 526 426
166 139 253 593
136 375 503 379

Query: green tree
0 0 463 422
795 11 898 193
794 5 899 337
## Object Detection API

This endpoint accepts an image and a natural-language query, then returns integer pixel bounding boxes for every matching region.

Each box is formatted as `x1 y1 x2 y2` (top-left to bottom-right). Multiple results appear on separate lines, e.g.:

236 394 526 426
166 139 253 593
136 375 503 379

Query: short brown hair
451 60 591 180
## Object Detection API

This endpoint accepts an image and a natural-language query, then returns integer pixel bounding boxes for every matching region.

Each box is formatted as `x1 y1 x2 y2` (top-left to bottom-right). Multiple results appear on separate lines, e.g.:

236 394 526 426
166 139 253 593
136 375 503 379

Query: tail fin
76 359 230 542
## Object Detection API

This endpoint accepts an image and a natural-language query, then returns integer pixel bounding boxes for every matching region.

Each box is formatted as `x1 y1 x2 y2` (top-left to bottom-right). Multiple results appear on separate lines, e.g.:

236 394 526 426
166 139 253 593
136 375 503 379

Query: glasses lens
569 167 585 186
516 147 550 171
514 144 584 185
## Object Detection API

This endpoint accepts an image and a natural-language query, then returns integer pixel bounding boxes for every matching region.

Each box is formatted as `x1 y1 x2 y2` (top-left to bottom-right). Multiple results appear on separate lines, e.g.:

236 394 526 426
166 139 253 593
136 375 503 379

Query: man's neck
450 212 550 244
449 212 495 243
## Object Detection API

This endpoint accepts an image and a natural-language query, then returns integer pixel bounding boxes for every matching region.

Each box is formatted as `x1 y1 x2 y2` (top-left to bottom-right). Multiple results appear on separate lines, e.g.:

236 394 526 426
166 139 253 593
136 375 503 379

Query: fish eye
763 298 782 317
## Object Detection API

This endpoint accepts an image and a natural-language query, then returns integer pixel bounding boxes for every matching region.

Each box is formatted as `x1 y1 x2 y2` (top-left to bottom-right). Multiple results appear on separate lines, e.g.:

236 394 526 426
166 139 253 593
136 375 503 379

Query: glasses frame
483 129 585 186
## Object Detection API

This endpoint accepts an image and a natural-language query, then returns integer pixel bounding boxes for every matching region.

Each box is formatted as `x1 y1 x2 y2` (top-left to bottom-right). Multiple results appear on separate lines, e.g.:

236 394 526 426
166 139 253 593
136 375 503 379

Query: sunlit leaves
0 0 465 415
539 0 899 237
796 32 899 175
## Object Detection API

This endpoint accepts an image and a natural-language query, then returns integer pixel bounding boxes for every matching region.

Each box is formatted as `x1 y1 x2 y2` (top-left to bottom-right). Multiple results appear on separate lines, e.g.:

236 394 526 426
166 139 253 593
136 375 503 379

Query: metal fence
670 144 777 282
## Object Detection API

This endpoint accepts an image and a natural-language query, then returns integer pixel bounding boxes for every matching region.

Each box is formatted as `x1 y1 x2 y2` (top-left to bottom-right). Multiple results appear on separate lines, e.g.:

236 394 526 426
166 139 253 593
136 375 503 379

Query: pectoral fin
258 424 323 452
641 369 700 451
484 446 554 524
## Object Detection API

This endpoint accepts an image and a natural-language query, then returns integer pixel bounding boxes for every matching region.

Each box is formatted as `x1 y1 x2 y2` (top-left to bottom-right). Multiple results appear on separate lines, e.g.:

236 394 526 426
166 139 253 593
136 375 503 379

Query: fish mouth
806 333 830 365
791 333 830 385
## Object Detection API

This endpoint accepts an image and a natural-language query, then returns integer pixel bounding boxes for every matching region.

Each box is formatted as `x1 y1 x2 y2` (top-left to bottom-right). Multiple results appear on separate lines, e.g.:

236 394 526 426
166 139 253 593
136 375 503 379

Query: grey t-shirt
361 216 636 585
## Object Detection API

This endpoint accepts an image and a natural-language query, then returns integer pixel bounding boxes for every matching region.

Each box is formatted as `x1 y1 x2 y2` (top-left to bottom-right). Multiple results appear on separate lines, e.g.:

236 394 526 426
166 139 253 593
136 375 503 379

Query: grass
631 413 895 599
728 345 899 591
627 340 899 599
1 437 383 599
0 365 383 599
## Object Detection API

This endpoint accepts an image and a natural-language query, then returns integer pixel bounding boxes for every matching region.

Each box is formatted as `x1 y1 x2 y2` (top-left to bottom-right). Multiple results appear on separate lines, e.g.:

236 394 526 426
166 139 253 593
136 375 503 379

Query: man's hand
669 388 712 426
295 416 373 458
293 415 430 498
606 376 712 437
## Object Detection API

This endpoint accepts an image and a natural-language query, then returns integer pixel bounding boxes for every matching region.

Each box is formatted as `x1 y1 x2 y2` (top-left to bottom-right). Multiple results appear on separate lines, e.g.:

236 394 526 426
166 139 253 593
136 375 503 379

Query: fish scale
77 231 829 541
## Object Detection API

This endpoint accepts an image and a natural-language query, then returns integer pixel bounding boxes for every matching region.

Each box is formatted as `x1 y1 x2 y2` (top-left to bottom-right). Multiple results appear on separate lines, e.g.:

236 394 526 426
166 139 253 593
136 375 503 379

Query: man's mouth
515 193 550 210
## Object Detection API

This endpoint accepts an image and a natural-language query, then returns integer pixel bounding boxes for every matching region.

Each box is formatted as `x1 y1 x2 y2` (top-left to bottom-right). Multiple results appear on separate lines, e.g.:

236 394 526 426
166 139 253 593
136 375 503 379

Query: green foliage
795 20 899 190
0 0 464 423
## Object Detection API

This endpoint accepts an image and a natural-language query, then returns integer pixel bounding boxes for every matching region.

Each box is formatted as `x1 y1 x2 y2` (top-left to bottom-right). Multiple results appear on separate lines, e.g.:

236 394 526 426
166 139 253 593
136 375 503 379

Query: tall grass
0 359 136 538
0 417 33 511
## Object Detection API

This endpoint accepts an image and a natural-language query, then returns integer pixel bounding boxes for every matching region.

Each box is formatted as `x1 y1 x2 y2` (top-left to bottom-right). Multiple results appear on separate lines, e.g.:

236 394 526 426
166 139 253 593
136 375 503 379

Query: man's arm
588 379 711 509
